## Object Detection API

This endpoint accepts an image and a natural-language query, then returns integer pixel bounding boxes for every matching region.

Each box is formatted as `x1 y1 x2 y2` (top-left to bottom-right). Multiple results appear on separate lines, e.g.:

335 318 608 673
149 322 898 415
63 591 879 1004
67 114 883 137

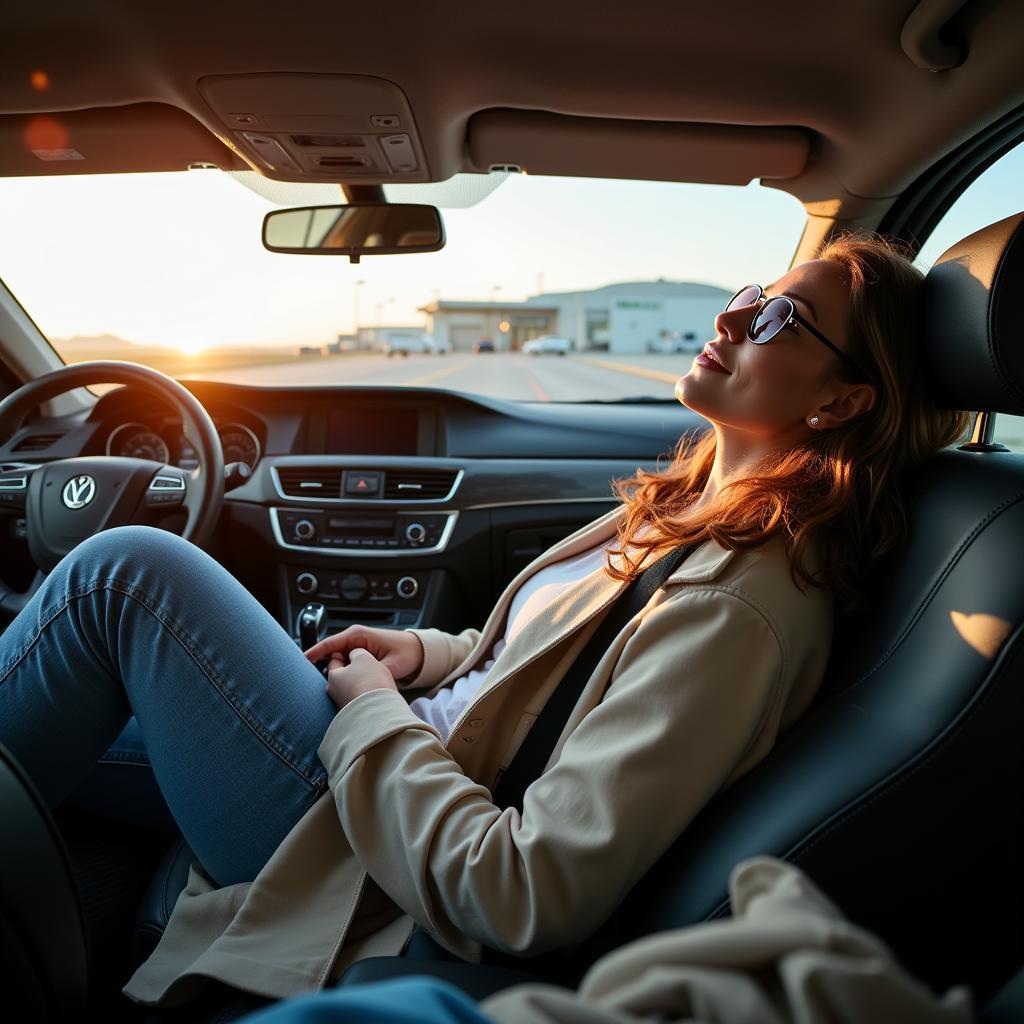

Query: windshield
0 170 805 402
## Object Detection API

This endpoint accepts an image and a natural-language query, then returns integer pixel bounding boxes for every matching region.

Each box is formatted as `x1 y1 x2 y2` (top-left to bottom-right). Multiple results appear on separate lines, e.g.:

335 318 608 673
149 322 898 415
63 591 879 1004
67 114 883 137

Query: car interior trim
461 496 618 511
879 100 1024 249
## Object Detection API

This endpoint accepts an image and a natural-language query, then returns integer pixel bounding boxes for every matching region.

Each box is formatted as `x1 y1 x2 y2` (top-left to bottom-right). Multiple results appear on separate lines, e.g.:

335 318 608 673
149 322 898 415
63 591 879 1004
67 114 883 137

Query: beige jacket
481 857 974 1024
123 505 833 1008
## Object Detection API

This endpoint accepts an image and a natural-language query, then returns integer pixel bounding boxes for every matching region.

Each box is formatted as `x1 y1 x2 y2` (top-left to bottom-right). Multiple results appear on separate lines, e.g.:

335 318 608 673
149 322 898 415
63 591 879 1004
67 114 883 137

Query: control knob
295 571 318 596
404 522 427 545
294 519 316 541
340 573 369 602
396 576 419 600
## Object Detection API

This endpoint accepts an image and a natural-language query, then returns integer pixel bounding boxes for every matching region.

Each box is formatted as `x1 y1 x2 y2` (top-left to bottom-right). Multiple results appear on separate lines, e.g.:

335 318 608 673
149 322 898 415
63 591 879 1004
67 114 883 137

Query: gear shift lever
297 603 329 676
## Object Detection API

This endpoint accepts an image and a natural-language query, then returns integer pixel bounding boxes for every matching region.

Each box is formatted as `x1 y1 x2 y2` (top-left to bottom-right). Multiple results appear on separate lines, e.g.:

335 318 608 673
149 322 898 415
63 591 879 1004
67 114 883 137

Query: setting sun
179 340 206 356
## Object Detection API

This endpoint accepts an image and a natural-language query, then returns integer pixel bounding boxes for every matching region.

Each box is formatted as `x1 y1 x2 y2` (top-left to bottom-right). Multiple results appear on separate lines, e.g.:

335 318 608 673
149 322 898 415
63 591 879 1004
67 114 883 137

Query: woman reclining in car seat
0 236 968 1017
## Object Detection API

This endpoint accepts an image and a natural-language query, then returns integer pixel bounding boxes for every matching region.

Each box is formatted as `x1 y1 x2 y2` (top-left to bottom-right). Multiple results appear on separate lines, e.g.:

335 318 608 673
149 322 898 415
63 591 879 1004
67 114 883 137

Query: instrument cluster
105 419 262 471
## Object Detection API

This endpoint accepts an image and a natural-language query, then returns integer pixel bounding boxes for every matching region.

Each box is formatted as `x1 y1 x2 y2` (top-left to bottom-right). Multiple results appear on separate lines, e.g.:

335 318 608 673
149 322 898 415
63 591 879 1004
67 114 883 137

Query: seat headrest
923 211 1024 414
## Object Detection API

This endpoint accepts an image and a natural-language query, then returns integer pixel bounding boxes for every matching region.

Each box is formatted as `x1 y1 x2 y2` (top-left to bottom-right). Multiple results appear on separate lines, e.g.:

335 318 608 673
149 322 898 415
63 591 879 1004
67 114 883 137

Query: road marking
402 358 476 386
526 372 550 402
576 356 682 384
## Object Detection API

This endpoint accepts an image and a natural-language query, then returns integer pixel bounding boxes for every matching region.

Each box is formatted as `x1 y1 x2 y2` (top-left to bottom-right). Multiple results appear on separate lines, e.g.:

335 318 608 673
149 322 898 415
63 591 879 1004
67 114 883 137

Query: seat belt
491 540 702 814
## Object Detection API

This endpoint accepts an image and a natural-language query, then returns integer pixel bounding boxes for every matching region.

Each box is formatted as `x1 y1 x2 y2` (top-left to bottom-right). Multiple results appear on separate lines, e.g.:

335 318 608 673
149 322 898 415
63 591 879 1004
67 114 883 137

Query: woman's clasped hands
304 625 425 711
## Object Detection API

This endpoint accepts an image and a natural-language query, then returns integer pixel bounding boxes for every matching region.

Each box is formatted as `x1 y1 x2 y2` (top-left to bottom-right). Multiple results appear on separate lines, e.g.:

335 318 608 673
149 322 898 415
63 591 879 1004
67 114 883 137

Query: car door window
915 141 1024 452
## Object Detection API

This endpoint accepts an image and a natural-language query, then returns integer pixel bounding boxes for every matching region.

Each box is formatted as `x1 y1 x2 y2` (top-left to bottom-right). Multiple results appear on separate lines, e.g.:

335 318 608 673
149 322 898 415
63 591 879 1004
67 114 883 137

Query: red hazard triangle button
343 470 381 496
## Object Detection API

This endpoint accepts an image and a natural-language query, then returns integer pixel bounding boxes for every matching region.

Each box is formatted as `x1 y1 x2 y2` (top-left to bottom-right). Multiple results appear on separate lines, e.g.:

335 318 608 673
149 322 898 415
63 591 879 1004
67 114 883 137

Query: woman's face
675 259 865 442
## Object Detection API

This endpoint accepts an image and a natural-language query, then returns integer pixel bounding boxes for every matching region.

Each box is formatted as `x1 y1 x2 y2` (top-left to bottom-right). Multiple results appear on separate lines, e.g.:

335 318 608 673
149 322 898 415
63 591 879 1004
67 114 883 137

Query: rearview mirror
262 203 444 263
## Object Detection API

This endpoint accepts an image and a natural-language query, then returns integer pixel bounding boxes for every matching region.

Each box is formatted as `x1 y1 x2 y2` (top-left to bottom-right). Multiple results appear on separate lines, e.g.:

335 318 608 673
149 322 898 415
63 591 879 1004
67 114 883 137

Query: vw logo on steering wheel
62 474 97 510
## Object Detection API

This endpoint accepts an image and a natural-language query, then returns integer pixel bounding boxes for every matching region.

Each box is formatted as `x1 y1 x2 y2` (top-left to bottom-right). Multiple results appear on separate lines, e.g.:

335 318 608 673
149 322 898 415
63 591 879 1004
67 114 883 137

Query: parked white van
522 335 572 356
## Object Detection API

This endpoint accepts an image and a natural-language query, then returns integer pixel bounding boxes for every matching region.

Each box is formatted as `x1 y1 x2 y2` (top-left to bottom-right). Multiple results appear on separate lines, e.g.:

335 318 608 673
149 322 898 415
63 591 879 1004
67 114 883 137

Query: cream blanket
481 858 974 1024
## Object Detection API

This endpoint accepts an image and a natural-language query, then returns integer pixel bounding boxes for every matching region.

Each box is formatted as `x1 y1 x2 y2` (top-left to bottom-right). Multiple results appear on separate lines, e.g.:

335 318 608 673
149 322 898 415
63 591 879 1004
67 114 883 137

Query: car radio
271 507 456 555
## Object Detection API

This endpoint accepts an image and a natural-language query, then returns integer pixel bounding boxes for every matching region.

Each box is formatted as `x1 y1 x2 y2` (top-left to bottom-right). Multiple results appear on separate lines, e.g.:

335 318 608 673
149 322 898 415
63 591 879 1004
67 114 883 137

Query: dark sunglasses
726 284 869 380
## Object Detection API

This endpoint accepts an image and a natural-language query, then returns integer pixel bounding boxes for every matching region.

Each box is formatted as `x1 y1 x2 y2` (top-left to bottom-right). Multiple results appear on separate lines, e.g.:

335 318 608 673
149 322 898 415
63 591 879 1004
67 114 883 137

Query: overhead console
198 73 429 182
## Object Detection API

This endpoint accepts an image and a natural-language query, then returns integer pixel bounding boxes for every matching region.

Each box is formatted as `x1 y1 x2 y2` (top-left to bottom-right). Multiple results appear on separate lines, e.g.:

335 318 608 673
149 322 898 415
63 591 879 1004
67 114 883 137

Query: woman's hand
324 649 398 711
304 625 425 683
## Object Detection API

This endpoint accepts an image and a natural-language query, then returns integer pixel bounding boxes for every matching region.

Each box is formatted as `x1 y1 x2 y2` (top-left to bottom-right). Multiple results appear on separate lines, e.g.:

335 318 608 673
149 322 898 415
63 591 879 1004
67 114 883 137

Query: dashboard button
343 471 381 496
404 522 427 545
396 576 419 599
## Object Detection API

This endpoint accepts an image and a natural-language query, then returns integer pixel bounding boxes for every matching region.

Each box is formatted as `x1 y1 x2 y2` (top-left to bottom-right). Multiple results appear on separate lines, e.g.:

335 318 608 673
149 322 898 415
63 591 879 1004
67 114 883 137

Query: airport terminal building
419 280 732 353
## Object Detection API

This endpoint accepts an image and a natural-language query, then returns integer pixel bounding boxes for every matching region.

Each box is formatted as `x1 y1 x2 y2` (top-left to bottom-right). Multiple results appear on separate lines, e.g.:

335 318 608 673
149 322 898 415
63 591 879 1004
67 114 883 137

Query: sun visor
467 110 810 185
0 103 246 177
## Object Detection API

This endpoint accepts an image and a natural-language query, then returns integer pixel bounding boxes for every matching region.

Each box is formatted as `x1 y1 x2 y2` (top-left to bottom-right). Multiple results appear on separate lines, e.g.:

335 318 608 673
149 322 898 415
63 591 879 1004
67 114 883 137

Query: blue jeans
236 978 490 1024
0 526 339 887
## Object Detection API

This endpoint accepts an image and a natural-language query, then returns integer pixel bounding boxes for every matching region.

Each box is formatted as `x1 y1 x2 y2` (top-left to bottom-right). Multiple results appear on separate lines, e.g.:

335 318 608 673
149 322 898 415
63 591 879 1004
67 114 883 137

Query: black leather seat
135 212 1024 1007
0 741 89 1021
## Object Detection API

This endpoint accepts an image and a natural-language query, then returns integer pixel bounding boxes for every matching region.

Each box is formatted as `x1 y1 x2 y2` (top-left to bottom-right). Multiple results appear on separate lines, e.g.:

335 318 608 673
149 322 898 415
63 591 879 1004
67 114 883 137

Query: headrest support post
957 410 1010 453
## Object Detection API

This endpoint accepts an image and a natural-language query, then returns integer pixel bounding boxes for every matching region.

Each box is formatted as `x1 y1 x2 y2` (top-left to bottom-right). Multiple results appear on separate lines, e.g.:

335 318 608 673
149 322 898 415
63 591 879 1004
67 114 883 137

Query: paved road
183 352 697 402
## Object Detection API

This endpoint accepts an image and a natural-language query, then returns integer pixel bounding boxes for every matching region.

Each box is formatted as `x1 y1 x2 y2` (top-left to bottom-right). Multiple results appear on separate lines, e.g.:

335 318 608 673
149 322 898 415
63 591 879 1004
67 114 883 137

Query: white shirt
408 537 615 741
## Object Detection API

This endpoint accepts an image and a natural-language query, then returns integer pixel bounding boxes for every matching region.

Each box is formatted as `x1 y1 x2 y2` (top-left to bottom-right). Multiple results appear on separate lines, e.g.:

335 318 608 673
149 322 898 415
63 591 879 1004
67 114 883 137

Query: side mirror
262 203 444 263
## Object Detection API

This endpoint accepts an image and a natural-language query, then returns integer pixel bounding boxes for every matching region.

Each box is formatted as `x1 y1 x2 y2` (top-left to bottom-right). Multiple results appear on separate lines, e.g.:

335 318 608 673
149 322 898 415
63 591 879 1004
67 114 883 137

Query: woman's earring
809 416 820 426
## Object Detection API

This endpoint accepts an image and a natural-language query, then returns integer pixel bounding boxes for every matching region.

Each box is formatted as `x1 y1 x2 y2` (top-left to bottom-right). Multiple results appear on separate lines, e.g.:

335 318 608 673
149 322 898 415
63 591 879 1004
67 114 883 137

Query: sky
0 141 1021 354
0 169 806 351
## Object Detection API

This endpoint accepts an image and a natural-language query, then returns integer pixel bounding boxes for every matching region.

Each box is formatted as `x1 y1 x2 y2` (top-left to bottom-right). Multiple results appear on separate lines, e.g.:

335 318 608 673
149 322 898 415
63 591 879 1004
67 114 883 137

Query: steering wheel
0 362 224 590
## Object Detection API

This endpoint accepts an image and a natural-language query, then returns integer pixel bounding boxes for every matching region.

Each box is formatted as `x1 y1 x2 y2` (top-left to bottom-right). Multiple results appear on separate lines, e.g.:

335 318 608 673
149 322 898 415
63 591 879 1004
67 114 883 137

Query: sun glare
179 341 206 356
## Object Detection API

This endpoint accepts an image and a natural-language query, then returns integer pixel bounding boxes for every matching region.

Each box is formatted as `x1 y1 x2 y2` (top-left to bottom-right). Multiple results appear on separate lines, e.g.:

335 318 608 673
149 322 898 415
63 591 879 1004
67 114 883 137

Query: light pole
490 285 501 345
375 297 395 350
353 278 365 348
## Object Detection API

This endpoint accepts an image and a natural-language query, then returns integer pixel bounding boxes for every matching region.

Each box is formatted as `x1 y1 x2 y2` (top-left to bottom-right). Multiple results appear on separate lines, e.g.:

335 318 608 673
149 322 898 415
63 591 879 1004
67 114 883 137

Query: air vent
383 469 458 500
277 467 342 498
13 432 64 452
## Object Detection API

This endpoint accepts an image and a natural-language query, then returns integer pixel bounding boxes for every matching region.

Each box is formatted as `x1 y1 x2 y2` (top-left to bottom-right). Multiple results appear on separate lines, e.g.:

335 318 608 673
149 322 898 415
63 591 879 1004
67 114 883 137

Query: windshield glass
0 170 805 401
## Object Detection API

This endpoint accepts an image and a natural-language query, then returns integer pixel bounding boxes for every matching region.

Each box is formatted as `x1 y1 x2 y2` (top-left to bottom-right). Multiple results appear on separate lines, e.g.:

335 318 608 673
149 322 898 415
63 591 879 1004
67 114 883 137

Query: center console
273 509 456 634
266 457 462 638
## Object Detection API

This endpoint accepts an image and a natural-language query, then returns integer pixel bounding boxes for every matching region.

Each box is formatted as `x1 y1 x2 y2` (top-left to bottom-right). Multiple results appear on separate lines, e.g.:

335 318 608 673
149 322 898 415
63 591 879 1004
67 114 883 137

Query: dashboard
1 381 702 640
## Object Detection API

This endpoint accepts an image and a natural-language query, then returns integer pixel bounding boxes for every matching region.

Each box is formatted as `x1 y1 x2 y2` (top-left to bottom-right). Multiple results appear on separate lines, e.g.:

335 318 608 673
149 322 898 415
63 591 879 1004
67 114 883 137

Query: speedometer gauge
106 423 170 463
217 423 261 470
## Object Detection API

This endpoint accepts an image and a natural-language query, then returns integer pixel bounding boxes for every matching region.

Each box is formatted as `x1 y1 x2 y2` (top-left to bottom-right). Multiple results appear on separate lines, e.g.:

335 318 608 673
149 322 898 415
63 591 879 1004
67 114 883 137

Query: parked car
522 335 571 355
472 337 495 353
382 334 431 357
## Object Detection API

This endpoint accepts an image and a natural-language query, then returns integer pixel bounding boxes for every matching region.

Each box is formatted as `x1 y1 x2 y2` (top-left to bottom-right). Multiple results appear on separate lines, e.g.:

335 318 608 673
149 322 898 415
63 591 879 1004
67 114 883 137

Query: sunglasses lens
726 285 761 313
749 297 792 344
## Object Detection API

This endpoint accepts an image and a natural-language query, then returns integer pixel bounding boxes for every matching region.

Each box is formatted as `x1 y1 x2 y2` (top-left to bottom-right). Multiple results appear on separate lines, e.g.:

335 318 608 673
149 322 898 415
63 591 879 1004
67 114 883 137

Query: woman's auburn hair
606 233 972 612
